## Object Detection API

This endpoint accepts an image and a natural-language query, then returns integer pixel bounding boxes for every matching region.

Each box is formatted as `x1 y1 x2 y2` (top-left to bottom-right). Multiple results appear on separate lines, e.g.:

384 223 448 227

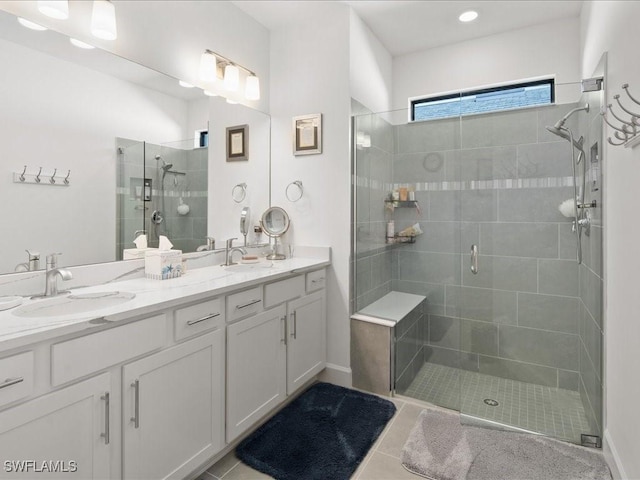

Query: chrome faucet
224 238 247 266
196 237 216 252
43 253 72 297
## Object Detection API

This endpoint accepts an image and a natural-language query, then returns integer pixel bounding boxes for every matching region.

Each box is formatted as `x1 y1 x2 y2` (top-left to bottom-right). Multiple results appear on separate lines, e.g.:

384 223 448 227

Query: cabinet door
226 305 286 443
0 373 111 479
287 290 326 394
122 330 224 480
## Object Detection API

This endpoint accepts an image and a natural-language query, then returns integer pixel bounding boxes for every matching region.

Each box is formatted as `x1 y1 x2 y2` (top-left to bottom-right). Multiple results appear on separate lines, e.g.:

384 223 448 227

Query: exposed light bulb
91 0 117 40
245 75 260 101
17 17 48 31
38 1 69 20
199 51 217 82
224 64 239 91
70 38 95 49
179 80 195 88
458 10 478 22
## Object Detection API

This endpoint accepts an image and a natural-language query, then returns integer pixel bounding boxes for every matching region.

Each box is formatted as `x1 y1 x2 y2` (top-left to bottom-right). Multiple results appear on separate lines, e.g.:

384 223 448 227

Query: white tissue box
145 249 183 280
123 247 157 260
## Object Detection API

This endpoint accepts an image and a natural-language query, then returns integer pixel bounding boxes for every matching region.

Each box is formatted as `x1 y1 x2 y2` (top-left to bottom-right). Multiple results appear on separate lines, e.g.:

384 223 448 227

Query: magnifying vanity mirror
260 207 290 260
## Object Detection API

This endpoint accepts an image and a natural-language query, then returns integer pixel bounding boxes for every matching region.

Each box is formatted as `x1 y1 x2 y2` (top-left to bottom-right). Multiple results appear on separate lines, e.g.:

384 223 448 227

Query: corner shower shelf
385 234 416 245
384 200 419 208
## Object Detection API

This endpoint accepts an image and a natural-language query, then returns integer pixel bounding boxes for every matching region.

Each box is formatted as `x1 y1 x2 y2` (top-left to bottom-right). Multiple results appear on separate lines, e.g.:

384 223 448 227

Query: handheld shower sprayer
545 103 590 154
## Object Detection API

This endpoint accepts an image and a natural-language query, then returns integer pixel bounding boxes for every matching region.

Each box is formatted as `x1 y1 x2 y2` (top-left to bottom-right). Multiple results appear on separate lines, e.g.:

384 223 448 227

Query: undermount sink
223 262 275 273
12 291 136 318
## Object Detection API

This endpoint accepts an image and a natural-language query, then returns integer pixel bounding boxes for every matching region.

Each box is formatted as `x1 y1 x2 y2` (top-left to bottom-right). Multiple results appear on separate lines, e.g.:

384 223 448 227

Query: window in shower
410 77 555 121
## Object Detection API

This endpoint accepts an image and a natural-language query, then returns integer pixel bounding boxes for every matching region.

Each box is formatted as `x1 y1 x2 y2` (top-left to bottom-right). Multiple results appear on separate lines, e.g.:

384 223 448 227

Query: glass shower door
116 139 146 260
457 87 604 445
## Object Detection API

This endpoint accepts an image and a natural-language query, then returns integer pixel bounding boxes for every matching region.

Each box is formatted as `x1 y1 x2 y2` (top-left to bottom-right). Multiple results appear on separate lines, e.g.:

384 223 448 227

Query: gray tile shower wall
390 103 586 393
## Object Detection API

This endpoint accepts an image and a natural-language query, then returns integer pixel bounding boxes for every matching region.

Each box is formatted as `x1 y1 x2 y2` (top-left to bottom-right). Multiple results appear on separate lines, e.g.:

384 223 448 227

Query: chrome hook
622 83 640 106
49 168 57 184
614 94 640 118
19 165 26 182
35 167 42 183
64 170 70 185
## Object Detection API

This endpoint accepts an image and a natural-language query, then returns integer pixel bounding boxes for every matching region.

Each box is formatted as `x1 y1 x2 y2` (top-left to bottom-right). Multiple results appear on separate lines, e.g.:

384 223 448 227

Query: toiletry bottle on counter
386 220 395 238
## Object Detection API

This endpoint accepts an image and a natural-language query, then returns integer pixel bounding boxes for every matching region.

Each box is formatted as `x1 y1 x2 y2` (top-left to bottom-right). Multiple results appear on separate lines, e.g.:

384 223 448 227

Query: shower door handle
470 245 479 275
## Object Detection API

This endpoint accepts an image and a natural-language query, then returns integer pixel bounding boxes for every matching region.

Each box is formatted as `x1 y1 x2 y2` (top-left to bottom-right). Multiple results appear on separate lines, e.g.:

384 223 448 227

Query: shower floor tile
401 362 591 444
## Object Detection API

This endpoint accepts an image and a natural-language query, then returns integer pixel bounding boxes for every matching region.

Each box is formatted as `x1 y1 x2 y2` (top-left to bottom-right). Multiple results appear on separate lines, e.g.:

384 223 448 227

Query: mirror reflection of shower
545 103 596 264
151 154 185 243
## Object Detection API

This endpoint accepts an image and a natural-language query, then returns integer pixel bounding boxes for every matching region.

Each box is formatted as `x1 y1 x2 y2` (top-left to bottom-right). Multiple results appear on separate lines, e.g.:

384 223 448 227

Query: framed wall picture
293 113 322 155
226 124 248 161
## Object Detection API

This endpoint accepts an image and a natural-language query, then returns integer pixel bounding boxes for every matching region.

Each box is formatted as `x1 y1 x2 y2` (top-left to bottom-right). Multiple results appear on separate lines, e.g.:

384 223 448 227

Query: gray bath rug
401 408 611 480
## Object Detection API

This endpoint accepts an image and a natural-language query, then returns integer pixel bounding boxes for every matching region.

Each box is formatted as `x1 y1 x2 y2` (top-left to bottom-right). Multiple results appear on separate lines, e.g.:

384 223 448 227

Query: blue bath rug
235 382 397 480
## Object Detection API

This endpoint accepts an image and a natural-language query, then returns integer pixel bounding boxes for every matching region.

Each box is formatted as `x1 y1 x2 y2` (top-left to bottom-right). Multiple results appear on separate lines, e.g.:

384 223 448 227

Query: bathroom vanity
0 250 329 479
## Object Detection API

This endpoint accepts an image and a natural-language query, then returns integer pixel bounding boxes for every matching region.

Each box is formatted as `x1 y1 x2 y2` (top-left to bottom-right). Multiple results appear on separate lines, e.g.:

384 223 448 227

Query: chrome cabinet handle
0 377 24 390
311 278 325 284
187 312 220 326
236 299 261 309
290 311 297 339
281 316 287 345
131 380 140 428
101 392 110 444
470 244 479 275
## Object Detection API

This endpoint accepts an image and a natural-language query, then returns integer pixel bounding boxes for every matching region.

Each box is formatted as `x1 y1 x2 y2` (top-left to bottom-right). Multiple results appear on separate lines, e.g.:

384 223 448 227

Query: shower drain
483 398 499 406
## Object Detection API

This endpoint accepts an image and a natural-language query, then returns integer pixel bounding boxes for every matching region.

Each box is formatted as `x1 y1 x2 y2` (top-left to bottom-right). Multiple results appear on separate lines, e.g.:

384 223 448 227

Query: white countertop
0 255 330 353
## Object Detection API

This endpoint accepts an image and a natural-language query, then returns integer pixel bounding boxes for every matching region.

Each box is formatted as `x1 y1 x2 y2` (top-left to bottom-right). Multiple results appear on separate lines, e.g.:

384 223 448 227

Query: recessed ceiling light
178 80 194 88
459 10 478 22
70 38 95 49
17 17 48 31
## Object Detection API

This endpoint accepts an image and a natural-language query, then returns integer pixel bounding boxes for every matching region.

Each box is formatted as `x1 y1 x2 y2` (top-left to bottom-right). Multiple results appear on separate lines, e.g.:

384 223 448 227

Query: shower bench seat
351 291 426 396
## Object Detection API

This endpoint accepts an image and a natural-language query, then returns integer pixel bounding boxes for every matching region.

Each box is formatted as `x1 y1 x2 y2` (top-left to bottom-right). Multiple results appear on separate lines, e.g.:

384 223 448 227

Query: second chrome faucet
224 238 247 266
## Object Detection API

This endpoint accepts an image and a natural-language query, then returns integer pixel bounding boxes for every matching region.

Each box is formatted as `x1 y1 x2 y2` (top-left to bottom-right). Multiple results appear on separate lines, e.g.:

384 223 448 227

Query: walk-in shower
352 73 605 447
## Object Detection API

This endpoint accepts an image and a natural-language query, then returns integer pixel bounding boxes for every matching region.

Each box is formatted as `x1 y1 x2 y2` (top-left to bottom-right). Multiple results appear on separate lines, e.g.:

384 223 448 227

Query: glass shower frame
352 76 605 445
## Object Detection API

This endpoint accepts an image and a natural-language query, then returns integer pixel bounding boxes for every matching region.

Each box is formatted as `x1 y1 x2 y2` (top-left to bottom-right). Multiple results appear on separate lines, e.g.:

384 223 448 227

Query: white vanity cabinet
0 372 112 479
122 328 224 480
226 269 326 442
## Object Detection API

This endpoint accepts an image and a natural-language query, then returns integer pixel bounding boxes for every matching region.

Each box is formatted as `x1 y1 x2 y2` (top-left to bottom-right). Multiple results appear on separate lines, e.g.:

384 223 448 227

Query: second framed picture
293 113 322 155
226 124 249 162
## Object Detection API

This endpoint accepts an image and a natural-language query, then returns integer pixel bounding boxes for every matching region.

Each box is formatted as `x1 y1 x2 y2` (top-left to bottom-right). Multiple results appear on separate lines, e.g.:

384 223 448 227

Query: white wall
0 1 270 111
393 17 581 111
269 2 352 382
349 9 393 113
0 38 187 273
581 3 640 479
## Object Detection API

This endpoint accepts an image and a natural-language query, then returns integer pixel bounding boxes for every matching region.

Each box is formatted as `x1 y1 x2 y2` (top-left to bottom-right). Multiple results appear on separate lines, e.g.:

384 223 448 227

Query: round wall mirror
260 206 290 260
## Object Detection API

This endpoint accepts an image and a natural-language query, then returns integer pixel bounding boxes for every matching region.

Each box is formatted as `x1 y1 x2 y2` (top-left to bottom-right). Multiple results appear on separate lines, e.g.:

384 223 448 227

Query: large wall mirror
0 9 270 276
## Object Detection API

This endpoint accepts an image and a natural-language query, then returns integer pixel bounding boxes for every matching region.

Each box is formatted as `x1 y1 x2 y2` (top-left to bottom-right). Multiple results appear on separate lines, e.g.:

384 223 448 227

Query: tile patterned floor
402 362 591 444
197 396 430 480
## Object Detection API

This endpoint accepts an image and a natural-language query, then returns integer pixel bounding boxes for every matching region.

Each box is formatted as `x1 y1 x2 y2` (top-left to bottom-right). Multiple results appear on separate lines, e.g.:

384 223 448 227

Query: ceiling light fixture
179 80 195 88
203 90 218 97
91 0 117 40
69 38 95 49
459 10 478 22
37 0 69 20
17 17 48 31
199 49 260 101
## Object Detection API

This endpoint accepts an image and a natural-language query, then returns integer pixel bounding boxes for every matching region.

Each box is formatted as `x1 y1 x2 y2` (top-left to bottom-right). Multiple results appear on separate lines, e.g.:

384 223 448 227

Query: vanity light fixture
226 99 238 105
199 49 260 101
458 10 479 22
17 17 48 31
91 0 117 40
224 64 240 91
69 38 95 49
179 80 195 88
204 90 218 97
37 0 69 20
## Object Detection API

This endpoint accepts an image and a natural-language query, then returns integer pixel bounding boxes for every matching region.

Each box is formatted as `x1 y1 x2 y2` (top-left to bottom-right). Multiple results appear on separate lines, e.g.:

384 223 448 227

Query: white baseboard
604 429 627 480
318 363 352 387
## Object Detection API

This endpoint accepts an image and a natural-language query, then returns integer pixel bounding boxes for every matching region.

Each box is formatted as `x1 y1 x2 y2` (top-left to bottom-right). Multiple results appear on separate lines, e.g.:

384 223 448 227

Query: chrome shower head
155 155 173 171
552 103 590 129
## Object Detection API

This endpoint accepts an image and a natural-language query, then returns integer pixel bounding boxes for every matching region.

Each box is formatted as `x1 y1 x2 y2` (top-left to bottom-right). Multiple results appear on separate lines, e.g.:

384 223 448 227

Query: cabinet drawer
174 297 224 341
51 314 166 386
226 287 263 323
0 351 34 407
264 275 304 308
306 269 326 292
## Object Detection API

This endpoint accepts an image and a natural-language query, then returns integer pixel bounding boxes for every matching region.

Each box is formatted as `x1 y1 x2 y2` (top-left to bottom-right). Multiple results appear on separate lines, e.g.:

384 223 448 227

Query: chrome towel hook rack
601 83 640 148
13 166 70 186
